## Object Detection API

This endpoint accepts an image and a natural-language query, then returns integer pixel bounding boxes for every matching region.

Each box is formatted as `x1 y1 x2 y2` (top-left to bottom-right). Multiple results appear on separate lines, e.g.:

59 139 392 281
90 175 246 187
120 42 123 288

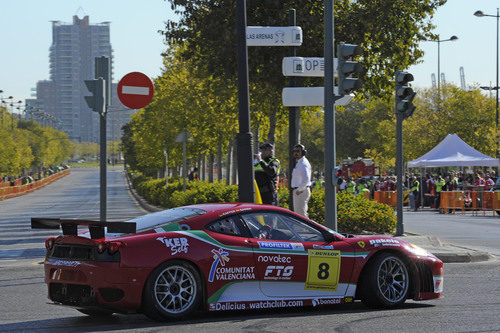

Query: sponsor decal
208 300 304 311
257 255 291 263
433 276 444 293
215 266 255 281
311 298 341 307
209 248 230 282
344 297 353 303
369 238 400 247
258 241 305 251
313 244 335 250
156 237 189 255
48 259 80 267
264 265 294 280
220 207 252 217
357 241 365 248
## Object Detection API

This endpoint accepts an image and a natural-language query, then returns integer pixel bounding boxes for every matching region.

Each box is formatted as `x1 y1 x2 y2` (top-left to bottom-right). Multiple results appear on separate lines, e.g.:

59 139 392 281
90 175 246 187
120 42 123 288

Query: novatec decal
258 241 304 251
209 248 230 282
257 255 291 263
264 265 293 280
156 237 189 255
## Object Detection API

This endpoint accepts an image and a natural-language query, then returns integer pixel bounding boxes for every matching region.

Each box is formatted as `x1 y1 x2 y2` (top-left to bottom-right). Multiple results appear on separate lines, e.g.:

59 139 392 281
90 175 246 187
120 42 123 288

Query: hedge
129 172 396 234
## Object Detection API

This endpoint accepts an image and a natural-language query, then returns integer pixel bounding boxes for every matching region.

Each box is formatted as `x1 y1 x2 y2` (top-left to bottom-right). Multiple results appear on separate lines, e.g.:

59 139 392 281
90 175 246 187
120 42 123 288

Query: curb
124 171 164 213
432 251 494 263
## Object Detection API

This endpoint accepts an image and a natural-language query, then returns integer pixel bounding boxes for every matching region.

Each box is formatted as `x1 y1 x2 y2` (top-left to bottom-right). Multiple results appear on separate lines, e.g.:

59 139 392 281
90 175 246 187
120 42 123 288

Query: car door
239 211 355 299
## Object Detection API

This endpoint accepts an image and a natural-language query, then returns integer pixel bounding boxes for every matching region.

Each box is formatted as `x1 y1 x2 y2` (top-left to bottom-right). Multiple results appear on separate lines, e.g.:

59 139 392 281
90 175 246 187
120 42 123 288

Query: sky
0 0 498 111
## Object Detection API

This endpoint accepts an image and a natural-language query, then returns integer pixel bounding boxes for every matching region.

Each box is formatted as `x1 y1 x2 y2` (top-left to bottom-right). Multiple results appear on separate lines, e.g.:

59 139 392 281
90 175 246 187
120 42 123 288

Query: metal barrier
440 191 499 216
0 169 70 201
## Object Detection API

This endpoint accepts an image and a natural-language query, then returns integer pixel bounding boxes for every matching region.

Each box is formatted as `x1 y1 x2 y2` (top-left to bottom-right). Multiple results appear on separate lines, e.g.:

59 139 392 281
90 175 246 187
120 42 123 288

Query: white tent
407 134 500 168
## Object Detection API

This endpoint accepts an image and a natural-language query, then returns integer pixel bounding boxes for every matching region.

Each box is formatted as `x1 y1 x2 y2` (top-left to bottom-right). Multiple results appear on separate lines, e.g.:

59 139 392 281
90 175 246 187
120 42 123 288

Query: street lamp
474 8 499 159
424 35 459 92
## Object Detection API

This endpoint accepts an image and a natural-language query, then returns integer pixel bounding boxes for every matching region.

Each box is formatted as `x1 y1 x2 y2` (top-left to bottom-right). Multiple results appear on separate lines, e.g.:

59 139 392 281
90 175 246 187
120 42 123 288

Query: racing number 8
317 263 329 280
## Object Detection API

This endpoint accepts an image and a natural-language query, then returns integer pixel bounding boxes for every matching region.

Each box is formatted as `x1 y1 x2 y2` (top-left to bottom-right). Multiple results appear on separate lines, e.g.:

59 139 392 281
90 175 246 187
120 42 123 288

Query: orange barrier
0 169 70 201
374 191 398 207
440 191 499 216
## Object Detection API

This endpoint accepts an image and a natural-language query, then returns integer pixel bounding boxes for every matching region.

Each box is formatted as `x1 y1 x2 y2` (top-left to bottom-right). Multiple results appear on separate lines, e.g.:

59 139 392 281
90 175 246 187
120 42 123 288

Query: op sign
117 72 154 109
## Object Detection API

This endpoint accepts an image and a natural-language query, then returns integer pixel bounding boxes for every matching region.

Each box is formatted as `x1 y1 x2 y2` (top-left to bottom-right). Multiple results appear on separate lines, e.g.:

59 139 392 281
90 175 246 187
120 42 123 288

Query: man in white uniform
291 144 312 217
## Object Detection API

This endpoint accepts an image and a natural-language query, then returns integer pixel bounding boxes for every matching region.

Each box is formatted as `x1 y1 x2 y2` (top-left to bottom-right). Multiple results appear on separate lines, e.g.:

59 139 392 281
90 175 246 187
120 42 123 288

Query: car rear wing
31 218 137 240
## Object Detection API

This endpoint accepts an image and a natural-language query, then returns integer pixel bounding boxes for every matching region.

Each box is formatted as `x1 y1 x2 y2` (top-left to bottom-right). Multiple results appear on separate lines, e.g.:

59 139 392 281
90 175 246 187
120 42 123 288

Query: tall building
28 15 134 143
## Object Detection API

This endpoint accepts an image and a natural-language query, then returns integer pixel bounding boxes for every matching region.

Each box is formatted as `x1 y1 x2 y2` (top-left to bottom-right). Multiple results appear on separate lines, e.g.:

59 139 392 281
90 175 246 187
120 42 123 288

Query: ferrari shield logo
357 241 365 248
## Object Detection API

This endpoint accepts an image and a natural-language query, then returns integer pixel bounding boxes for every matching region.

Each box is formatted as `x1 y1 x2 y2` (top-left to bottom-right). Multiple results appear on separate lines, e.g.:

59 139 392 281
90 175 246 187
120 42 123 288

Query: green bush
130 172 395 234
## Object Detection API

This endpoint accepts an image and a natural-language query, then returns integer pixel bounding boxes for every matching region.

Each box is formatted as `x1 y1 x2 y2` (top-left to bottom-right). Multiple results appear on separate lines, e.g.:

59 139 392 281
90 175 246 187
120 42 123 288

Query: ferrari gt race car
32 203 443 321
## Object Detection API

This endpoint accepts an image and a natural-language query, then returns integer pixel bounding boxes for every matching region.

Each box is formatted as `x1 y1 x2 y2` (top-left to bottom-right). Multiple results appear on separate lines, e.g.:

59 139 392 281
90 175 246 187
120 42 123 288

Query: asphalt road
0 167 145 261
0 259 498 332
403 211 500 257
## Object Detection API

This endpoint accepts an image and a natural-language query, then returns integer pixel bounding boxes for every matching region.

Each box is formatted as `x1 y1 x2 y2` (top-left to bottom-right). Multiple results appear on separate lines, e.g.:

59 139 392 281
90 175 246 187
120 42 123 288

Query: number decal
317 263 330 280
305 250 341 291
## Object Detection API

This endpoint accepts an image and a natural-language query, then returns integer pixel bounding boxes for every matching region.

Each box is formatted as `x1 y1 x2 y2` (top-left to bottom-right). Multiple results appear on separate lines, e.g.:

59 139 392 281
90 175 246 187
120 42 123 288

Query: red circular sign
117 72 154 109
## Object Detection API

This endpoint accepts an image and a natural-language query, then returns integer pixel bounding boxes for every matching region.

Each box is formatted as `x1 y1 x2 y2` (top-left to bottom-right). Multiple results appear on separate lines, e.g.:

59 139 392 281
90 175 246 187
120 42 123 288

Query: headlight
407 243 430 256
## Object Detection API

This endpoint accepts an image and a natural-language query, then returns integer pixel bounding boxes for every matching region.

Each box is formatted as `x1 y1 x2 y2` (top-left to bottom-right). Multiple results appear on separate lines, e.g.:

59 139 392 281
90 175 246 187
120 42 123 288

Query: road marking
122 86 149 95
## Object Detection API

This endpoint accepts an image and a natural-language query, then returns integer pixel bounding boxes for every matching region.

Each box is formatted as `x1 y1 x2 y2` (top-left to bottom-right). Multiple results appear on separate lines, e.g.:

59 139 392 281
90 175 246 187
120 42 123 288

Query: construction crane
460 67 466 90
431 73 436 88
440 73 446 85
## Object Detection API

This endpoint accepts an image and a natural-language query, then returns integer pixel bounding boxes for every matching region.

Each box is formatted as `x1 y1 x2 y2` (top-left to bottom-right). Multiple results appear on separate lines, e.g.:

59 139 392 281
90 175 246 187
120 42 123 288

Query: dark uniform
254 157 280 205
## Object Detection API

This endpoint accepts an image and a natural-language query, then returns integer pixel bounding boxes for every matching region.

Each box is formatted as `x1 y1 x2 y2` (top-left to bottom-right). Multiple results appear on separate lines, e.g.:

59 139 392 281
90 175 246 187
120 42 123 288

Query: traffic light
395 71 416 118
337 42 364 96
84 78 106 114
333 167 343 186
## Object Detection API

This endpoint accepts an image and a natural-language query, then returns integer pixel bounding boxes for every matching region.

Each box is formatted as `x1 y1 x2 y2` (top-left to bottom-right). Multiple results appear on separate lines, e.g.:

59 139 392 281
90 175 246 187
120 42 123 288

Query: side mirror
324 231 339 243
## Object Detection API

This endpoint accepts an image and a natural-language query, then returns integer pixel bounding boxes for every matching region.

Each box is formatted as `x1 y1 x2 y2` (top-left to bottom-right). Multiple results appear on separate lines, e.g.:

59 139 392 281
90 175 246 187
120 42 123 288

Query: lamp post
474 9 499 159
425 35 458 93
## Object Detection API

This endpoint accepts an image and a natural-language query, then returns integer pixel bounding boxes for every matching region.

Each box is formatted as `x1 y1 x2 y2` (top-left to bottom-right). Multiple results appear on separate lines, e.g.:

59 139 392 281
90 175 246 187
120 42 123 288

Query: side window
240 212 324 242
240 212 300 241
206 216 243 237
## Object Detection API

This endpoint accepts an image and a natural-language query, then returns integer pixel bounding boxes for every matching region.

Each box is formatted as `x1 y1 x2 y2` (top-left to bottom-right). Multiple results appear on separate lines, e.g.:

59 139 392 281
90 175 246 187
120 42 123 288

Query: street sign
246 26 302 46
282 57 338 77
117 72 154 109
282 87 353 107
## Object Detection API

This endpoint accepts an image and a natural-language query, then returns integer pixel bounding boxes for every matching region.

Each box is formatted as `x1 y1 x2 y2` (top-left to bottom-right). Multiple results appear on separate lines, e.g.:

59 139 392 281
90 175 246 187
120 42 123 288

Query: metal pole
324 0 337 231
496 8 499 159
99 111 107 222
395 100 404 236
235 0 255 203
288 8 300 210
183 138 187 191
437 41 441 93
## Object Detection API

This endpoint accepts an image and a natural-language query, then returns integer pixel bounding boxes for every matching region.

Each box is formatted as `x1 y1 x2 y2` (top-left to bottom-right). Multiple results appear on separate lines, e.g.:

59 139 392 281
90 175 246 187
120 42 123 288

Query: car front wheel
360 253 410 308
143 260 202 321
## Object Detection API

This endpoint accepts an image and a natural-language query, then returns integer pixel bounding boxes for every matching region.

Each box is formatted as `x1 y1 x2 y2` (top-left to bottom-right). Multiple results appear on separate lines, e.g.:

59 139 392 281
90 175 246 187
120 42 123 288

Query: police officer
254 143 280 205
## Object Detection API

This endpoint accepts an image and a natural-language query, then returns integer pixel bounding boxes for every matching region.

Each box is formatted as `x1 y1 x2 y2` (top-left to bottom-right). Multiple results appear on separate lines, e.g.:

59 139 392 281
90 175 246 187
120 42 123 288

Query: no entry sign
117 72 154 109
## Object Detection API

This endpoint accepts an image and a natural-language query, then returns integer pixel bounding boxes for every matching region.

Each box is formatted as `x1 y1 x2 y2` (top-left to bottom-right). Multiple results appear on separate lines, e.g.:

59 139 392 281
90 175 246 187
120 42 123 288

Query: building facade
27 15 134 143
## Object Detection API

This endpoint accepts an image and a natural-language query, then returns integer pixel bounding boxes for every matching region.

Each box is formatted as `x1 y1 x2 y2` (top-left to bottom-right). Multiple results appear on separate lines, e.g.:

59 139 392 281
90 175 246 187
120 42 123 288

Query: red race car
32 203 443 320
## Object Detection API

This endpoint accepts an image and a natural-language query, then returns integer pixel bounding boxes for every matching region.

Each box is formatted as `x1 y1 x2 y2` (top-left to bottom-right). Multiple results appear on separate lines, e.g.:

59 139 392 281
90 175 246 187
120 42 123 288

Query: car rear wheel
360 253 410 308
143 260 202 321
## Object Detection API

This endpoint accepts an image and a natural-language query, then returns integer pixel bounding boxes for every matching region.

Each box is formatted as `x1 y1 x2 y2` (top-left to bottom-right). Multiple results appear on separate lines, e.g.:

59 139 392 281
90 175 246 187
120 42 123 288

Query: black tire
142 260 202 321
360 253 410 308
77 309 114 316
